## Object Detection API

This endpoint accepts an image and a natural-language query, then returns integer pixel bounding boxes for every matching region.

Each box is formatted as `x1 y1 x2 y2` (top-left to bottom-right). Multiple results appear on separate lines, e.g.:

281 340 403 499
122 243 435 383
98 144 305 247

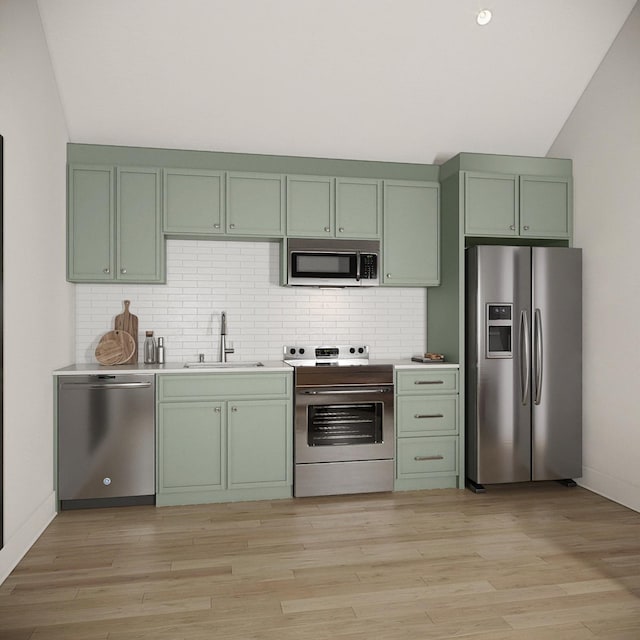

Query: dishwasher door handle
61 382 153 390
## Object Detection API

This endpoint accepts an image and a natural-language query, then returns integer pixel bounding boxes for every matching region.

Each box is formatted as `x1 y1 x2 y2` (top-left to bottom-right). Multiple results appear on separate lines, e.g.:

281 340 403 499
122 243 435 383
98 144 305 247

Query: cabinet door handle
338 227 345 233
103 267 110 274
231 406 238 412
386 273 392 278
214 407 221 413
324 227 330 232
523 225 530 230
414 380 444 385
229 223 235 230
214 223 220 229
120 268 127 274
414 413 444 419
414 455 444 461
510 224 516 230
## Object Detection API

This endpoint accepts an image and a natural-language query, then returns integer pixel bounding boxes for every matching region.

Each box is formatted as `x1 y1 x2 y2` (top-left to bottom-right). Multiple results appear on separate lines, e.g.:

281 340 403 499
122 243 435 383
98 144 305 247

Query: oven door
295 385 394 463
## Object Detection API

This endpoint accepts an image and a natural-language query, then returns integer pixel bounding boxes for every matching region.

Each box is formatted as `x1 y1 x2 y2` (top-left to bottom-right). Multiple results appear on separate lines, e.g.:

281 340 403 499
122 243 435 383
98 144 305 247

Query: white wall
0 0 73 582
75 240 427 364
549 3 640 512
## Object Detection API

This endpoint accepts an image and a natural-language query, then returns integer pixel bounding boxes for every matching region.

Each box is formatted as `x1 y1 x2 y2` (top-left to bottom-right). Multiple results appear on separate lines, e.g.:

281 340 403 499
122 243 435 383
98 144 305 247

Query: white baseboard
0 491 57 585
578 467 640 513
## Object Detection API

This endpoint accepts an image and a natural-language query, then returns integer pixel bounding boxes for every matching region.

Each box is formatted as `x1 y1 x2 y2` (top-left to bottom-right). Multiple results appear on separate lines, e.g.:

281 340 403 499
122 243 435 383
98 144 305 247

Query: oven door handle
301 388 392 395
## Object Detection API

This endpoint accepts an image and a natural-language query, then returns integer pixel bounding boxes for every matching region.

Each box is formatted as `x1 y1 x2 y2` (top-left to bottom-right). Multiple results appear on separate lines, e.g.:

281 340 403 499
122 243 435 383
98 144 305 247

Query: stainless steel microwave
286 238 380 287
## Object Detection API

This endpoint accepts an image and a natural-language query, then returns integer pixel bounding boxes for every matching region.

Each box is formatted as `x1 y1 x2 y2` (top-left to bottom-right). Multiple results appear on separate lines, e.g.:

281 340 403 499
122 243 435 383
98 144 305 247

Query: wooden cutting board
114 300 138 364
95 330 136 365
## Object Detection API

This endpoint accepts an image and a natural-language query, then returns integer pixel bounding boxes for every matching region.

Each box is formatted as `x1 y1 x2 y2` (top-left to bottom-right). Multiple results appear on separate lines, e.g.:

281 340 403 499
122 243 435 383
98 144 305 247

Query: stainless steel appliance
466 245 582 492
58 374 155 509
286 238 380 287
285 345 394 497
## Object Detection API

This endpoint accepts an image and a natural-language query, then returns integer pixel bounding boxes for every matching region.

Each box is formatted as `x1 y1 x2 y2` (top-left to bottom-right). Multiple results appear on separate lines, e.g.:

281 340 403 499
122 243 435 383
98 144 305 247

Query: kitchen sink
183 361 264 369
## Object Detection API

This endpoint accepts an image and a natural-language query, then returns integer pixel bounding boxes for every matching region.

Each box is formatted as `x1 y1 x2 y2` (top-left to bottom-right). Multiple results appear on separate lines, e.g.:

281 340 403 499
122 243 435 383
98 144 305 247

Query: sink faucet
219 311 235 362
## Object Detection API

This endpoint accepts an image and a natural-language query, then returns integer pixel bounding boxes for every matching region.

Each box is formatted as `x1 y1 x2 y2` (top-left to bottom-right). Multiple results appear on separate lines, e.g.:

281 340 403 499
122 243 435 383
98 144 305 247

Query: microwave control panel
361 253 378 280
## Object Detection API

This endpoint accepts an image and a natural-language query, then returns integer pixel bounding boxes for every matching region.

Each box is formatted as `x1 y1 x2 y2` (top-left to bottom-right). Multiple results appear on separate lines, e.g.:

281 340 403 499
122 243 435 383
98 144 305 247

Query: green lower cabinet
394 369 461 491
159 402 225 492
156 372 293 506
228 400 291 488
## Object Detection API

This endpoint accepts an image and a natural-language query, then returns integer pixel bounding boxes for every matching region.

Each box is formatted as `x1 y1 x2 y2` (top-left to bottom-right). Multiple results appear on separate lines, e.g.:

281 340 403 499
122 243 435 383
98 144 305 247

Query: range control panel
284 345 369 363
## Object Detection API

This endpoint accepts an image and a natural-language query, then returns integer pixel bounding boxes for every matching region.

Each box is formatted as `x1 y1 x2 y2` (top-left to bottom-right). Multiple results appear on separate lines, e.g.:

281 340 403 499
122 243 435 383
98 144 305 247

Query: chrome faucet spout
219 311 234 362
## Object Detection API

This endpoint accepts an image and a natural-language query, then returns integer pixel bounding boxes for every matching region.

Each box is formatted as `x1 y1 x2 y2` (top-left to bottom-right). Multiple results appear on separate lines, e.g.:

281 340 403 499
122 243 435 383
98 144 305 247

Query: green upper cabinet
382 180 440 286
519 175 572 238
163 169 224 235
286 175 334 237
335 178 381 239
68 165 114 281
116 167 164 282
464 172 518 236
68 164 165 283
286 175 381 239
226 172 285 236
464 171 571 239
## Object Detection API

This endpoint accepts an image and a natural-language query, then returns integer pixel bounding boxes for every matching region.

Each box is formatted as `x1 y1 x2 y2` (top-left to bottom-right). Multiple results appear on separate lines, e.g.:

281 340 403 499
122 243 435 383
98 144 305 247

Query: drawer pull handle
414 380 444 385
414 413 444 419
414 455 444 461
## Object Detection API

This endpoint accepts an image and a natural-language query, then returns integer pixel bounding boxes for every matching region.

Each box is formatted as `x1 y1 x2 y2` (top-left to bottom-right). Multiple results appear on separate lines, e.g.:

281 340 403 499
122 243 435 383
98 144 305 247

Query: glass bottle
144 331 156 364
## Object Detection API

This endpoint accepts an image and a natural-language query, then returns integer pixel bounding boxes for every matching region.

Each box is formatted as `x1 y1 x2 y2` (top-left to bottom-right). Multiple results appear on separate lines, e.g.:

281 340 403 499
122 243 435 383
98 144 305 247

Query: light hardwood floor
0 484 639 639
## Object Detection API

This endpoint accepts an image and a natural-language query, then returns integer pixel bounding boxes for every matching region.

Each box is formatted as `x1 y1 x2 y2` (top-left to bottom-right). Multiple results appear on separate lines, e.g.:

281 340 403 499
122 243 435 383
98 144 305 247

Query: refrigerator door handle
520 310 531 405
534 308 543 405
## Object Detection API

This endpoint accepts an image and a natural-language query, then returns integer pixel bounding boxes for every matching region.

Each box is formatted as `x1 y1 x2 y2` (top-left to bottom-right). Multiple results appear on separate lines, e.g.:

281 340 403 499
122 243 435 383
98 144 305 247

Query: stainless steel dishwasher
58 374 155 509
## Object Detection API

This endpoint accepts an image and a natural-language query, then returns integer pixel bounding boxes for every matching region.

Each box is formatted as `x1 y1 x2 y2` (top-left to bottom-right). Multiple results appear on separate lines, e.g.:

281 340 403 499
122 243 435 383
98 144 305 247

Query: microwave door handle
356 251 361 282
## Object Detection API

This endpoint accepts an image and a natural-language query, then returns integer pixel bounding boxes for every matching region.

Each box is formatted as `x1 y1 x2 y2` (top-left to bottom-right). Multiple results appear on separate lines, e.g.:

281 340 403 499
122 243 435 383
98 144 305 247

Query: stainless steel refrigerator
465 245 582 491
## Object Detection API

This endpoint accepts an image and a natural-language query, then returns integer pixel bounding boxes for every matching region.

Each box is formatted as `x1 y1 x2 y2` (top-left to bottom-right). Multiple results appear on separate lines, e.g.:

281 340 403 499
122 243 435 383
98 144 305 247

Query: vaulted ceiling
37 0 637 164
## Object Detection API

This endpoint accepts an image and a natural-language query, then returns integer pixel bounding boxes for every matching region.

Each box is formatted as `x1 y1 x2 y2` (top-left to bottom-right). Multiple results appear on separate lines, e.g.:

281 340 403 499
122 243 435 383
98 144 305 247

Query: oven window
307 403 383 446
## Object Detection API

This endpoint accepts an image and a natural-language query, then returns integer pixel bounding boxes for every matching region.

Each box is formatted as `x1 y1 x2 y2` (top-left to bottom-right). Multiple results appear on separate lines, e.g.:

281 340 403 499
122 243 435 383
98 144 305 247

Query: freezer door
531 247 582 480
466 245 531 484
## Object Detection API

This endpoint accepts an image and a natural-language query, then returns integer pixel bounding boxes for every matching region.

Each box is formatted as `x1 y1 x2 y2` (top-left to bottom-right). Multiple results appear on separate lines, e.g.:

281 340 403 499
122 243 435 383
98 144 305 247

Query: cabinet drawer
158 373 292 401
397 397 458 436
396 437 458 477
396 370 458 395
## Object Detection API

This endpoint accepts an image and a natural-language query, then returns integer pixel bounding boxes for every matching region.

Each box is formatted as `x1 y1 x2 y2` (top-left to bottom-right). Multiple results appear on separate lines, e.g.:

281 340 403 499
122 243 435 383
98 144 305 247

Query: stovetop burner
283 344 370 367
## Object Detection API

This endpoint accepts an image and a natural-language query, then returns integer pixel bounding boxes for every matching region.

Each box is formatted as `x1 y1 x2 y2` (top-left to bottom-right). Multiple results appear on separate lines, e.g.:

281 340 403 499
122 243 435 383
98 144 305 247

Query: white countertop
54 359 459 375
53 361 292 375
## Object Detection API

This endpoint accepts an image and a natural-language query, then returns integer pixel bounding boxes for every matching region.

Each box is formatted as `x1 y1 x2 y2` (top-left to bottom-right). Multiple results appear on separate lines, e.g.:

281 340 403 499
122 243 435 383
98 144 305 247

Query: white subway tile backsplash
75 239 427 363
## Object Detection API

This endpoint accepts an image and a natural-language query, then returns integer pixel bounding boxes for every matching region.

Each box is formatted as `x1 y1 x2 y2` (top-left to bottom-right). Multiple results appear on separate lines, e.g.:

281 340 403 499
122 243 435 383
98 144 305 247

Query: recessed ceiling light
476 9 492 26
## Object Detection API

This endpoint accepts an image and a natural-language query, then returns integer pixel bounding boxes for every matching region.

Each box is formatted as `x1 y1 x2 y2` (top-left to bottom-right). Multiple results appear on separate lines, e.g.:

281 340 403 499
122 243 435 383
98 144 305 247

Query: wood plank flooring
0 484 639 639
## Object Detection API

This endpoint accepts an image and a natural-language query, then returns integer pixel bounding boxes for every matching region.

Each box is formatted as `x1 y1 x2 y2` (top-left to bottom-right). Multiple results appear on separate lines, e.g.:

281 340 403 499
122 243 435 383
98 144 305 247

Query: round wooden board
95 330 136 365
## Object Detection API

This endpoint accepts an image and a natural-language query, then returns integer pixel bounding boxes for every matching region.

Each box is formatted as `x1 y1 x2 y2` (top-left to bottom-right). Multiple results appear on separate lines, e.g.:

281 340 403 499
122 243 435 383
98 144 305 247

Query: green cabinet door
117 167 165 282
336 178 381 239
158 402 225 492
164 169 224 234
227 399 291 488
286 175 334 237
464 172 518 236
226 172 285 236
382 180 440 286
67 165 114 281
520 175 571 238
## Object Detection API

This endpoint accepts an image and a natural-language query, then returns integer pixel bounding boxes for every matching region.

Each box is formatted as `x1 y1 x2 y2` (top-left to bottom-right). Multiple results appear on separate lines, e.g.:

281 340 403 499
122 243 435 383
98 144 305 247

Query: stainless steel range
284 345 394 497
